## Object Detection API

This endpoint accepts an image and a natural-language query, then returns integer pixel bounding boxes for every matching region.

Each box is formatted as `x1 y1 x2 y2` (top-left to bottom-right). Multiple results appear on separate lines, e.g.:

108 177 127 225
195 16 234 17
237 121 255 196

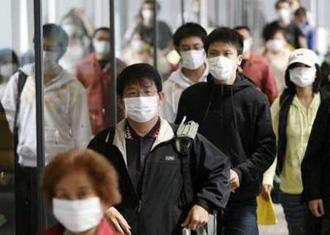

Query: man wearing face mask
88 63 231 235
76 27 126 134
234 26 278 104
161 23 208 122
262 0 306 49
1 23 92 235
176 27 276 234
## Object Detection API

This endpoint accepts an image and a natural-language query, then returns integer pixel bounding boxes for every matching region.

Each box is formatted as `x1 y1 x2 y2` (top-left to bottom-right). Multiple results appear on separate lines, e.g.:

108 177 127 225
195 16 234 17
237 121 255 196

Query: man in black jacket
88 63 230 235
175 27 276 234
302 97 330 235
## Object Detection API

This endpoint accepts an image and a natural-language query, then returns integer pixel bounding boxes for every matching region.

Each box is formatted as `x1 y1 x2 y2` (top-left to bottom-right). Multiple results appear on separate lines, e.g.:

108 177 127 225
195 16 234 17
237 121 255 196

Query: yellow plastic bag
257 192 277 225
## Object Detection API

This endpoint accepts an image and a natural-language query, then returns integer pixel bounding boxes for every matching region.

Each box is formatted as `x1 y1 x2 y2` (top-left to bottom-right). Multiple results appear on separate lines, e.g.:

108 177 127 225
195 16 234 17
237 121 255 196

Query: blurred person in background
235 26 278 103
121 31 153 65
1 24 92 235
59 8 94 74
0 49 19 100
320 50 330 97
261 27 293 94
263 49 326 235
262 0 306 49
76 27 126 135
40 149 122 235
294 7 316 51
124 0 172 51
161 22 208 122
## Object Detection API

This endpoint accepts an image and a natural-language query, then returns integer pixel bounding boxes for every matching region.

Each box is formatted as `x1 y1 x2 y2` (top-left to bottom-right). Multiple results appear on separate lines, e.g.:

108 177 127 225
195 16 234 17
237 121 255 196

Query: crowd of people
1 0 330 234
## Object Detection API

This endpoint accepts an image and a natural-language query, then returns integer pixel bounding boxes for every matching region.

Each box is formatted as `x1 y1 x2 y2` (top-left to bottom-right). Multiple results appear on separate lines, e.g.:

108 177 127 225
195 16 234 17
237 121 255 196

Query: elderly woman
40 149 122 235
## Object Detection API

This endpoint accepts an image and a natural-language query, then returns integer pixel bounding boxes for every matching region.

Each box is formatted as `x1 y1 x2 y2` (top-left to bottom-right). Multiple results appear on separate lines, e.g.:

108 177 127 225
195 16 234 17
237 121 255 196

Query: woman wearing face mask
0 48 19 100
40 149 122 235
263 48 326 235
59 8 94 74
261 27 293 94
124 0 172 51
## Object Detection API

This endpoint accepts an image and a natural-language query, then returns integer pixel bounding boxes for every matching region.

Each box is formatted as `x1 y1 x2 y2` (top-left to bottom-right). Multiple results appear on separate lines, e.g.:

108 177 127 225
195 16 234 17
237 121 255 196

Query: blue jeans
281 192 309 235
217 203 258 235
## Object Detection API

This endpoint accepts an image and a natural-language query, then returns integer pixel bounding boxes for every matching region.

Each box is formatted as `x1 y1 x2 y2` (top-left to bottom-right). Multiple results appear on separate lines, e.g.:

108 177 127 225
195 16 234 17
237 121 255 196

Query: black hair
294 7 307 17
117 63 162 96
275 0 290 9
284 63 322 93
262 25 287 42
0 48 19 66
93 27 111 38
204 27 244 55
233 25 251 33
42 23 69 58
173 22 207 48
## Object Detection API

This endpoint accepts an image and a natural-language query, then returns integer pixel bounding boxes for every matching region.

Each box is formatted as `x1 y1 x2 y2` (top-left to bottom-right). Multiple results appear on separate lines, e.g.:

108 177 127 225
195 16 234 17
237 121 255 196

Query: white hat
288 48 320 67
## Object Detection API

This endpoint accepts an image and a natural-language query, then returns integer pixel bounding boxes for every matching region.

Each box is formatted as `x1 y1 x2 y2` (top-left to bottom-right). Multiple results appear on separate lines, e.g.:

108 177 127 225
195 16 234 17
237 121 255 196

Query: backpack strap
13 70 28 164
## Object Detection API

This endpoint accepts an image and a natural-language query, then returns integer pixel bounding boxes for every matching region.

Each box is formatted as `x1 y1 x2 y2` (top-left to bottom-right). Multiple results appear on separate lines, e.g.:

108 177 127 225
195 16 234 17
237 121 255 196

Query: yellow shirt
265 93 320 194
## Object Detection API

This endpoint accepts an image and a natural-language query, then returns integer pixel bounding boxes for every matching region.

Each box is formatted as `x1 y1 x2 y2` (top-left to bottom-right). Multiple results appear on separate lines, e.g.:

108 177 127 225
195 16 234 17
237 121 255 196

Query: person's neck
127 116 159 137
69 227 97 235
213 72 236 86
43 71 57 85
296 86 314 108
181 63 206 83
143 19 153 27
278 19 290 27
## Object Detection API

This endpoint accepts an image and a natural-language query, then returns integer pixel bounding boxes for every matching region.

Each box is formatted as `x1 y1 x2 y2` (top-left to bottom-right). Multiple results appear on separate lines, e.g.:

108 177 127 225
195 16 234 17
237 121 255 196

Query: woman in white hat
262 48 325 235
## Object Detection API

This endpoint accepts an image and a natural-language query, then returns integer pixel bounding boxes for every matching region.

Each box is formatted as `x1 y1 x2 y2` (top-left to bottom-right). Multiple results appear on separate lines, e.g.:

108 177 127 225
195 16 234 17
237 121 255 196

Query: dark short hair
294 7 307 17
93 27 111 38
233 25 251 34
204 27 243 55
275 0 290 9
173 22 207 48
42 24 69 58
0 48 19 66
117 63 162 96
262 26 287 42
285 63 322 93
42 149 121 206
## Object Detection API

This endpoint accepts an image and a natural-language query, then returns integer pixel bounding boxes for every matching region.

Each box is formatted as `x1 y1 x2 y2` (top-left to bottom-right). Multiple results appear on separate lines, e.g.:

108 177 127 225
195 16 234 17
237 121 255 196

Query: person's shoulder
77 53 95 67
181 81 209 100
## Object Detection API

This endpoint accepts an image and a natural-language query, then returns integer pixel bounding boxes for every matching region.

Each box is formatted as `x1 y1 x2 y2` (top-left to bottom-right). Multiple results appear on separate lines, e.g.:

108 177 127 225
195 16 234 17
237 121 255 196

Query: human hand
230 169 240 192
182 205 209 230
105 207 131 235
308 199 325 218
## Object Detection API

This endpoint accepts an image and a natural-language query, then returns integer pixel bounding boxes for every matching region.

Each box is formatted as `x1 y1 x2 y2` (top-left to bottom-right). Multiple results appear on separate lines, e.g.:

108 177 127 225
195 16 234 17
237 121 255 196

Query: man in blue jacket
176 27 276 235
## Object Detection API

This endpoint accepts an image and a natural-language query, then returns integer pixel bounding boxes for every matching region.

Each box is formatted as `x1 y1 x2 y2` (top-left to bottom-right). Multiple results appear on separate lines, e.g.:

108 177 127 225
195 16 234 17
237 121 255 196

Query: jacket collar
111 118 175 166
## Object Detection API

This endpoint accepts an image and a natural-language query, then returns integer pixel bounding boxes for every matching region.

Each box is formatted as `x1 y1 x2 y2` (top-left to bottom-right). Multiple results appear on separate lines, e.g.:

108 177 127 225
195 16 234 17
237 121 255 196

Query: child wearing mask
161 22 208 122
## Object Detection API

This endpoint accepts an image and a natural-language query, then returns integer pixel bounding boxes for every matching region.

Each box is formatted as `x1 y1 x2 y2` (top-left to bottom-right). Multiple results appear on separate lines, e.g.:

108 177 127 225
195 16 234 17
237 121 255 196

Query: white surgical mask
243 38 253 54
93 39 110 58
124 96 159 123
289 66 316 87
0 63 17 78
266 39 285 53
207 56 236 81
277 8 291 24
181 49 205 70
142 9 153 22
53 197 103 233
43 50 60 72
